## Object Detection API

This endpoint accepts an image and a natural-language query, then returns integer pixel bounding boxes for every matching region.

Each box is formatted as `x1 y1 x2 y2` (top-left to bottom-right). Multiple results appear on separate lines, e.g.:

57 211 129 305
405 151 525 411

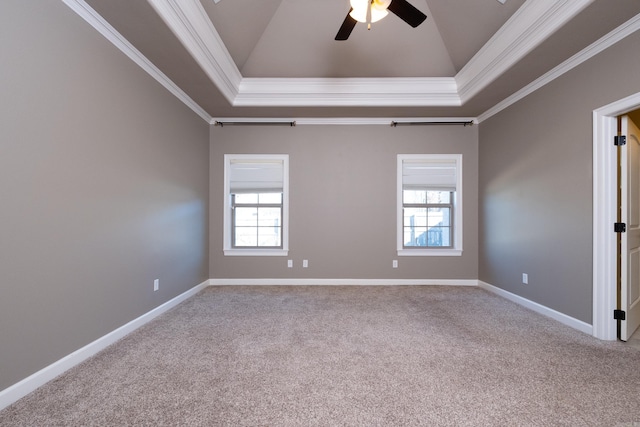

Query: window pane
426 191 451 204
257 207 281 227
427 207 450 227
403 189 427 204
404 226 427 247
234 227 257 247
404 208 427 227
258 227 281 247
427 226 451 247
258 193 282 204
235 207 257 226
234 193 258 204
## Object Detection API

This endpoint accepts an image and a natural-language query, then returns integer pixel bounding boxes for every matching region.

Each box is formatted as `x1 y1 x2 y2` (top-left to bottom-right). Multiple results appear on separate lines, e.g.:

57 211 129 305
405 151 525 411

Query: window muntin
397 154 462 256
232 192 282 248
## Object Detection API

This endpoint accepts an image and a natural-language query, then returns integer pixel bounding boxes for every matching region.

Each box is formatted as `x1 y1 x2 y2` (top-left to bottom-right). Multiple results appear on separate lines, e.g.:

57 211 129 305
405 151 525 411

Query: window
224 155 288 256
397 154 462 256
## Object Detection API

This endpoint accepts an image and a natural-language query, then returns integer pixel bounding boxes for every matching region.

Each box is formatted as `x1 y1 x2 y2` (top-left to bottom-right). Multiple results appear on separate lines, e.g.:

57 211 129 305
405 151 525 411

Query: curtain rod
215 121 296 127
390 120 474 127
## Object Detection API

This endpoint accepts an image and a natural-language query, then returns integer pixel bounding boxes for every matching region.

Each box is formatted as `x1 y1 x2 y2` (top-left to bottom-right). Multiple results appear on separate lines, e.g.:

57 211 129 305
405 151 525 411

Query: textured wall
210 124 478 280
0 1 209 390
479 30 640 324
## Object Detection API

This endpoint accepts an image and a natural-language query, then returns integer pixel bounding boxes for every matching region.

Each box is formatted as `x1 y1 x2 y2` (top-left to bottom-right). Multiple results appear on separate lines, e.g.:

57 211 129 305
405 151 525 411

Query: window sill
397 248 462 257
224 249 288 257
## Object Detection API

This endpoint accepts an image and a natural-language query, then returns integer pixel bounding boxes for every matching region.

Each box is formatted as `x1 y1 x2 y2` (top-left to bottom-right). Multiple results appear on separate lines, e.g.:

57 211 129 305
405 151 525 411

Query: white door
620 115 640 341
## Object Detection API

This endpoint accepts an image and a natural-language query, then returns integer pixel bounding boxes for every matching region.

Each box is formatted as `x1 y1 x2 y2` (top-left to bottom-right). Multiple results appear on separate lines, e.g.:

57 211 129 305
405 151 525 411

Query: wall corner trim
0 280 210 411
477 281 593 336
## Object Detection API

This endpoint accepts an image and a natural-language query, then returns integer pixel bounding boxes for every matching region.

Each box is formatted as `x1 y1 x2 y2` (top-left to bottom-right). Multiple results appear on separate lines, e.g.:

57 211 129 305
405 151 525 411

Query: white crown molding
147 0 594 108
456 0 595 104
210 117 478 126
234 77 461 107
62 0 212 123
477 13 640 123
146 0 242 104
70 0 599 111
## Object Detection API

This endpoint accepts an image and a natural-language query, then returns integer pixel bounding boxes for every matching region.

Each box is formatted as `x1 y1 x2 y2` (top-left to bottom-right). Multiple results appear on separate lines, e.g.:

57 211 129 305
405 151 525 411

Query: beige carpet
1 285 640 426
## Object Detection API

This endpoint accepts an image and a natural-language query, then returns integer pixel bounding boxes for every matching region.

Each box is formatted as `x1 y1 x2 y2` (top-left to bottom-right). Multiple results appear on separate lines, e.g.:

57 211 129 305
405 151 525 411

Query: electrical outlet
154 279 159 291
522 273 528 284
393 260 398 269
303 259 308 268
287 260 293 268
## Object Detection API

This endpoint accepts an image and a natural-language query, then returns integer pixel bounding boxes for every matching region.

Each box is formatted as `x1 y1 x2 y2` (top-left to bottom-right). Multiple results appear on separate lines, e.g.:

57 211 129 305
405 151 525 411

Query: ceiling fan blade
387 0 427 28
335 10 357 40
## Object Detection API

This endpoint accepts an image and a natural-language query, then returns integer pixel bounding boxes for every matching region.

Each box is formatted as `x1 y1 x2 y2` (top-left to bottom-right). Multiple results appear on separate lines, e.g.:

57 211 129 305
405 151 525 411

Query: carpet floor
1 285 640 426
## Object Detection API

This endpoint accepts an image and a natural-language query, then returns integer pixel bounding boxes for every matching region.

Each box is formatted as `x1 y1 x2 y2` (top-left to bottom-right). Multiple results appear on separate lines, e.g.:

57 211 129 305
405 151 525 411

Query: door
619 115 640 341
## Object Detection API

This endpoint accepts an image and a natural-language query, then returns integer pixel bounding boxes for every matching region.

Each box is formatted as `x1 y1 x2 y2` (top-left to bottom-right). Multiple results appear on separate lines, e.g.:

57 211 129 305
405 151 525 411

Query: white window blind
229 160 284 193
402 159 457 191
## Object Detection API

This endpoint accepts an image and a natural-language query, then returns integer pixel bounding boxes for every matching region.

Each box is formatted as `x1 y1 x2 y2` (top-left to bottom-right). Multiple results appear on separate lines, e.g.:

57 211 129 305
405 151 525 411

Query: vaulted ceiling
76 0 640 120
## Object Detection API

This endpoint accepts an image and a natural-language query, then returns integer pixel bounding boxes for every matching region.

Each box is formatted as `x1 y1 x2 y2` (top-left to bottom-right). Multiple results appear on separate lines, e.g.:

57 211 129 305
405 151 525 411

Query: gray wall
210 124 478 280
479 30 640 324
0 1 209 391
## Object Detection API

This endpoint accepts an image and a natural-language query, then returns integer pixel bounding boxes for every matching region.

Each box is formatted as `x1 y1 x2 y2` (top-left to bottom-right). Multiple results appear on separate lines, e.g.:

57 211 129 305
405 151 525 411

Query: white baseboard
478 281 593 335
0 280 209 411
209 278 479 286
0 278 594 411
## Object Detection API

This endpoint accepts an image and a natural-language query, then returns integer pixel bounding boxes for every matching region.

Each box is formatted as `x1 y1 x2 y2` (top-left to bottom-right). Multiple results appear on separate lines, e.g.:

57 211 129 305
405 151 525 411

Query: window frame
223 154 289 256
397 154 463 257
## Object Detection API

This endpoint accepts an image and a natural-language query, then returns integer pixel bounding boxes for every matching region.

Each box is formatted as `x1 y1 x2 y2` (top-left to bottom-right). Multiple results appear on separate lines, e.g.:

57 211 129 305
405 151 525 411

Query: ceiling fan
335 0 427 40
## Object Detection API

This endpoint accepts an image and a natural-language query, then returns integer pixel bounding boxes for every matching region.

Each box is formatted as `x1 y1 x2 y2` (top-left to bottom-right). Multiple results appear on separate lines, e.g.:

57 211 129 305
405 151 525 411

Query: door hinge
614 222 627 233
614 309 626 320
615 135 627 146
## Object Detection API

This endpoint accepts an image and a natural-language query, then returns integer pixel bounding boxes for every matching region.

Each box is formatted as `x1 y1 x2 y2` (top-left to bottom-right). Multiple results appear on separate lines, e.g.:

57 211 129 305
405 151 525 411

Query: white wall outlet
153 279 159 291
303 259 308 268
522 273 528 284
287 260 293 268
393 260 398 269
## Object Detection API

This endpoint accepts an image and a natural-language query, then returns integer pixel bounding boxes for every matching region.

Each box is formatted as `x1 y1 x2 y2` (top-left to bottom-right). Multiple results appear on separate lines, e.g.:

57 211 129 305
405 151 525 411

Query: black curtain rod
215 121 296 127
390 121 474 127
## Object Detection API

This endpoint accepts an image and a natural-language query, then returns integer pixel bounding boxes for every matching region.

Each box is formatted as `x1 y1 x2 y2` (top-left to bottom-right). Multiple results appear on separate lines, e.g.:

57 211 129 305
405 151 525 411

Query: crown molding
62 0 212 122
147 0 242 104
455 0 595 103
235 77 460 107
70 0 597 111
477 12 640 123
147 0 594 108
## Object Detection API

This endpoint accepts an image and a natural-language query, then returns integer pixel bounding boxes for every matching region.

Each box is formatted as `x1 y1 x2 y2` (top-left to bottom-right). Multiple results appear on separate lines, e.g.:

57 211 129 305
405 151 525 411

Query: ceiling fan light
349 0 368 13
372 0 392 10
349 0 391 24
370 8 388 23
349 6 368 23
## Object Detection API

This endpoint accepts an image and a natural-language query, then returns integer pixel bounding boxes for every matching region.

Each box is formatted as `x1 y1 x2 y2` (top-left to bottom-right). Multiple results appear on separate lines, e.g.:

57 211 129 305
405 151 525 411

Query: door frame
593 92 640 340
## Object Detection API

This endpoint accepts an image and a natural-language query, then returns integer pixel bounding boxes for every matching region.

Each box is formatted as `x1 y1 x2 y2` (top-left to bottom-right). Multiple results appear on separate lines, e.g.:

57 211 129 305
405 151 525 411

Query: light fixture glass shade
349 0 391 23
349 5 367 22
370 7 388 23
